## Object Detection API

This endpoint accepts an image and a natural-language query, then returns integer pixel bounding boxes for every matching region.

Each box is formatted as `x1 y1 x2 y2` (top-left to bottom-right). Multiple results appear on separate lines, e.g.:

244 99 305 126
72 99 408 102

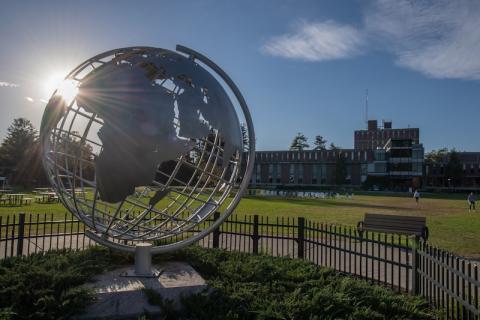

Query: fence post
212 211 220 249
252 215 259 254
411 237 420 295
17 213 25 256
297 217 305 259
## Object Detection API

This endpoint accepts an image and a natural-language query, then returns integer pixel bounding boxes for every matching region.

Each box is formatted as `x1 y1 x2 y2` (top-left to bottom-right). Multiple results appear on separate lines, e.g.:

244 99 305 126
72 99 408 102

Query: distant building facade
249 119 480 191
425 152 480 189
367 138 424 190
354 120 419 150
250 120 424 190
250 149 369 187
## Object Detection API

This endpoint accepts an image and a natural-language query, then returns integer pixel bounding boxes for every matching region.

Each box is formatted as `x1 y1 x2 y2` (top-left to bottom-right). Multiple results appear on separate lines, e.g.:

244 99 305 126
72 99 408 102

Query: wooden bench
23 197 33 205
357 213 428 240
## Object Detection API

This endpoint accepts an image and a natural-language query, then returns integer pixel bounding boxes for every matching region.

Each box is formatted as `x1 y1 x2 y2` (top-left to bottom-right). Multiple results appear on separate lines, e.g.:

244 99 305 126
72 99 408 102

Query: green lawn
234 195 480 259
0 192 479 258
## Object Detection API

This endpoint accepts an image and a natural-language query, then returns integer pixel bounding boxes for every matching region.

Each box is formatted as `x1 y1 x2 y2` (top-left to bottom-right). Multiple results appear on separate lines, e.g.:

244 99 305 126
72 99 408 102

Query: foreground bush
0 247 131 319
164 247 437 320
0 246 437 319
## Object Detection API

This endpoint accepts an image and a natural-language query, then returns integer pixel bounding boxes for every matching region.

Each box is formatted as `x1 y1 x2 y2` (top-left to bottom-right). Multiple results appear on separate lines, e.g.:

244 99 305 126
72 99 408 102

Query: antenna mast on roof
365 89 369 129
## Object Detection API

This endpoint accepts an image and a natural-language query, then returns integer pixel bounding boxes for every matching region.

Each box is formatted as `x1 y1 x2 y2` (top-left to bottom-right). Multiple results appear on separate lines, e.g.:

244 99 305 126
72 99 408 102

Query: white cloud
263 1 480 80
25 97 34 103
0 81 19 88
262 20 365 62
365 0 480 80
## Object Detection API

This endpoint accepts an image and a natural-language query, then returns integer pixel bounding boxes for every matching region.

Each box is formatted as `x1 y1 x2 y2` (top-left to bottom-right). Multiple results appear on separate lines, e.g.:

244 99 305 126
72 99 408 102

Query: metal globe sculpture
40 45 255 254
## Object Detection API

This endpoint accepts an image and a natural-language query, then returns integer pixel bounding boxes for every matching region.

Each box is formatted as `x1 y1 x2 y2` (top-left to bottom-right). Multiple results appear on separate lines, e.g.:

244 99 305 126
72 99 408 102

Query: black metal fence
0 212 478 319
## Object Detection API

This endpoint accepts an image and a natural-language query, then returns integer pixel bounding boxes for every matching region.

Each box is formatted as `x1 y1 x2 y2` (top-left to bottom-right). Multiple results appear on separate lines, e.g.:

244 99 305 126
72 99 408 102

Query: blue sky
0 0 479 152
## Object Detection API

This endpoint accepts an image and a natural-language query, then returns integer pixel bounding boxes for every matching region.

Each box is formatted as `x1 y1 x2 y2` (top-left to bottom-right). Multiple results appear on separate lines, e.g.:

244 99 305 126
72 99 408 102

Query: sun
43 70 68 98
43 70 78 104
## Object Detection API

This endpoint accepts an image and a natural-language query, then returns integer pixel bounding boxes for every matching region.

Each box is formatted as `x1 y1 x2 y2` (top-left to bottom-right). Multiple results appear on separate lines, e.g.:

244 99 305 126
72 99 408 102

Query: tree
56 131 95 184
329 143 340 151
289 133 309 151
313 135 327 150
0 118 45 187
445 149 463 187
425 148 448 163
0 118 37 168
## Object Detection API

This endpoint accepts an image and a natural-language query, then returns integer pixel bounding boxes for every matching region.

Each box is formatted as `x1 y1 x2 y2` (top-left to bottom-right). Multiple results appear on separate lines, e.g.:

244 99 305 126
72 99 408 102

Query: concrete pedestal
77 261 207 319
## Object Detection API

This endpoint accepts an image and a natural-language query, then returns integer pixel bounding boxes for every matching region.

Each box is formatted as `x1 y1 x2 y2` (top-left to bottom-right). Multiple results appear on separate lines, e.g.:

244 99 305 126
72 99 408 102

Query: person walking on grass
468 192 476 211
413 189 420 204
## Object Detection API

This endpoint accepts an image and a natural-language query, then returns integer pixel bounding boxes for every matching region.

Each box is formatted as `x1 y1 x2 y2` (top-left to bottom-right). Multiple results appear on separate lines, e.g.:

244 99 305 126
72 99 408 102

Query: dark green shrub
0 246 438 319
0 247 131 319
161 247 438 320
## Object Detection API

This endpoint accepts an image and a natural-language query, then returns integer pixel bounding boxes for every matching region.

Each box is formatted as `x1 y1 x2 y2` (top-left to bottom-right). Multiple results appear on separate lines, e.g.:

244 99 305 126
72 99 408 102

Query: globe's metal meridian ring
40 45 255 253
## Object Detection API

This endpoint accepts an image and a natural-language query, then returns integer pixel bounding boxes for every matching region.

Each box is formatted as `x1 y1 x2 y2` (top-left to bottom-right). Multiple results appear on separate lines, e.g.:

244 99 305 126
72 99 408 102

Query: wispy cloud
263 1 480 80
0 81 19 88
261 20 365 62
365 0 480 80
25 97 34 103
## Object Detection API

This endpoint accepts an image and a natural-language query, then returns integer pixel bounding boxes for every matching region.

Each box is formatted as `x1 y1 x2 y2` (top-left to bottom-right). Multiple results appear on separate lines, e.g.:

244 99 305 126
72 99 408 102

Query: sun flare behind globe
43 70 78 104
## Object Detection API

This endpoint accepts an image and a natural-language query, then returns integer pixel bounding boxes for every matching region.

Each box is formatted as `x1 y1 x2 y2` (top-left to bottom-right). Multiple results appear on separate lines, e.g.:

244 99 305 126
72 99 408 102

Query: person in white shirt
413 190 420 204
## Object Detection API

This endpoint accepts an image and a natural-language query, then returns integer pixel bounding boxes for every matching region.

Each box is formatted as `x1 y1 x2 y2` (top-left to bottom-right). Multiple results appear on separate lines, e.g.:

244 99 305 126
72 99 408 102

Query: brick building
250 120 424 190
250 149 369 187
249 119 480 191
354 120 419 150
367 138 424 190
425 152 480 189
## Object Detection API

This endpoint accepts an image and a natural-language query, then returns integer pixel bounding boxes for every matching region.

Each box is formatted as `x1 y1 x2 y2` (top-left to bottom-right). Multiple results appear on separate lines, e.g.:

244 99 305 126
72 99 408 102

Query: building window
289 164 295 183
297 164 303 184
255 164 261 183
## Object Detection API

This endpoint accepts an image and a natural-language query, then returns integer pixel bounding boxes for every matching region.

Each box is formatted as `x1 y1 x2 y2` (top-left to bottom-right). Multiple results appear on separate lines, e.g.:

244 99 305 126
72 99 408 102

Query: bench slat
365 214 425 222
359 213 428 239
364 221 425 228
363 227 424 235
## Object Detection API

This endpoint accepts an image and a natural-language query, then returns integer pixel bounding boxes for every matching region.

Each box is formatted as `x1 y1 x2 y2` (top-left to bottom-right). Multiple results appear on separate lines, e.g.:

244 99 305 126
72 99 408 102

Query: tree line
0 118 94 188
289 133 339 151
425 148 463 187
288 133 347 184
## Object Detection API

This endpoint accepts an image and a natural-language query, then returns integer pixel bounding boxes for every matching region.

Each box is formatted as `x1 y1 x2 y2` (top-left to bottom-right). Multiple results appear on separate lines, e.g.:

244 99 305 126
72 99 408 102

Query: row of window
428 164 480 176
355 129 418 138
255 150 368 162
251 163 355 184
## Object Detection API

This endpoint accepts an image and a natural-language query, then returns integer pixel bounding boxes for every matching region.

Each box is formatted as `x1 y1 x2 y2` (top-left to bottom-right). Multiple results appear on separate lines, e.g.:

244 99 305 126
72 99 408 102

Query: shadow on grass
245 196 406 211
